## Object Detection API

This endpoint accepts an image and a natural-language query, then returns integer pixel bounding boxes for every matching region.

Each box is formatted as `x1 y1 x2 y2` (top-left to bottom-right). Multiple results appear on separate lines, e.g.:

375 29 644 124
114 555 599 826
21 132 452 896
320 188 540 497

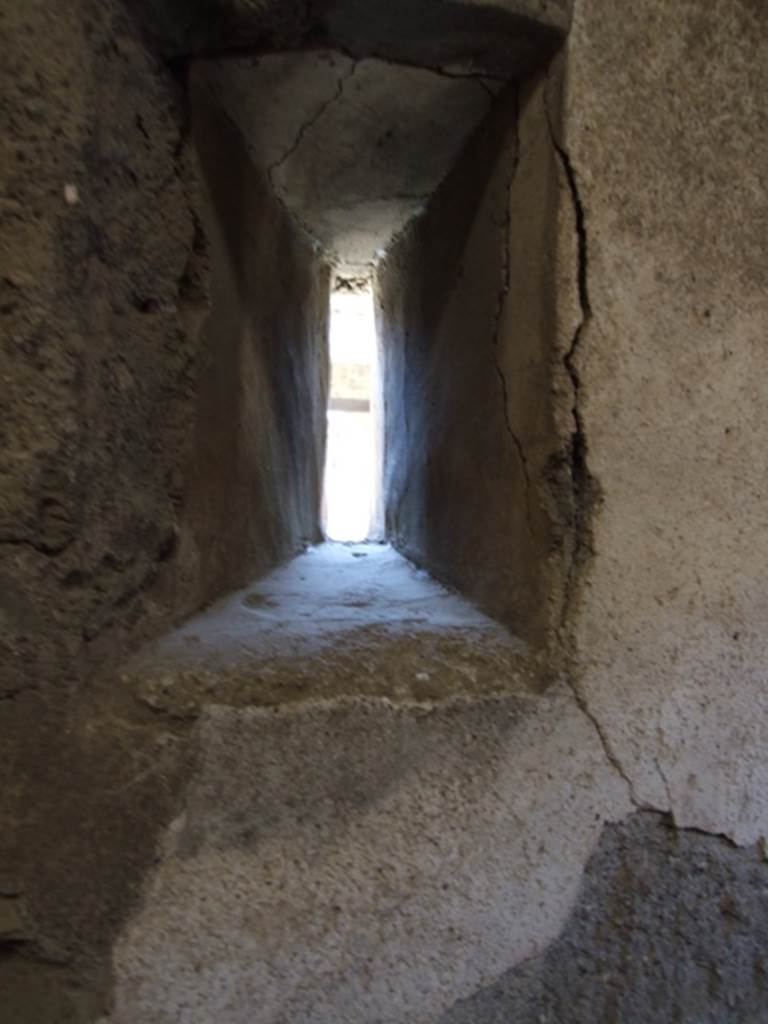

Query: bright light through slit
322 283 380 542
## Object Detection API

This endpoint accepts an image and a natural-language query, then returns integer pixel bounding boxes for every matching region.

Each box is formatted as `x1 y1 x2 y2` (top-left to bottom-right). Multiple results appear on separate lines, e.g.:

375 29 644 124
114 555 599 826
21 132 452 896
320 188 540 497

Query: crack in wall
266 60 358 190
362 55 507 85
654 755 675 810
185 37 510 89
568 683 642 809
212 51 499 270
542 75 596 637
538 73 647 811
258 60 362 259
477 79 500 101
330 42 509 87
490 85 535 541
538 79 697 826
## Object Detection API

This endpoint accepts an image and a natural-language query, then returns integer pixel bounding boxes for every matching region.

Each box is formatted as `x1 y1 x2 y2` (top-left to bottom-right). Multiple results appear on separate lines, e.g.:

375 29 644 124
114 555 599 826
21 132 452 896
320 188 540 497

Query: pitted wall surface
441 813 768 1024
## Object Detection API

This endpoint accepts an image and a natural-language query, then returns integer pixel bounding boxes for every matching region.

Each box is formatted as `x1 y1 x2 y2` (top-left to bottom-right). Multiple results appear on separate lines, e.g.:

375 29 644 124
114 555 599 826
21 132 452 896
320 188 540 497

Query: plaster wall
429 3 768 1013
2 0 768 1020
0 0 329 699
121 1 767 1017
559 0 768 844
193 51 499 275
173 69 329 613
376 78 572 646
442 812 768 1023
378 0 768 850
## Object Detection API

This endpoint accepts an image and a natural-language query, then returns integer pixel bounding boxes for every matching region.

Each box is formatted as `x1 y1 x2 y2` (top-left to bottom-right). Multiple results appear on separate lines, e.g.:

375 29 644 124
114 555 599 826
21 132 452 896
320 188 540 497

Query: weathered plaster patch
112 691 631 1023
440 811 768 1023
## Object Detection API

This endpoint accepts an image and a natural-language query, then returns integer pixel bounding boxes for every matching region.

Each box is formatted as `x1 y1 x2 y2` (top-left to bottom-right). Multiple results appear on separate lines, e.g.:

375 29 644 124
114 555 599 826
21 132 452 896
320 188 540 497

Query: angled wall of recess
190 43 572 648
377 76 571 645
171 70 331 615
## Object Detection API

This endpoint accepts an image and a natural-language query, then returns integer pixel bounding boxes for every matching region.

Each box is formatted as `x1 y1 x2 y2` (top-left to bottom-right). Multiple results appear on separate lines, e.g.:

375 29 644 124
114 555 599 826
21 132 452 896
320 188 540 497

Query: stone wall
0 0 329 700
0 0 200 702
0 0 328 1016
1 2 203 1013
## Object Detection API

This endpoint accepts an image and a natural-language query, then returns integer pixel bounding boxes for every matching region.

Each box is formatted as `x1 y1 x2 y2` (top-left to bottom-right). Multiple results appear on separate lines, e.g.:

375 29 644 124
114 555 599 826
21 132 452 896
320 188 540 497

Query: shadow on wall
129 0 570 73
440 813 768 1024
169 69 330 616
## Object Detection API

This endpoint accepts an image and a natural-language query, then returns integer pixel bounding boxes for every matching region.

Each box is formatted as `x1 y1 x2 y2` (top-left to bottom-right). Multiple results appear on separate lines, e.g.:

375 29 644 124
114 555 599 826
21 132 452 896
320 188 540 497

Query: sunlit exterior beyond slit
322 285 381 542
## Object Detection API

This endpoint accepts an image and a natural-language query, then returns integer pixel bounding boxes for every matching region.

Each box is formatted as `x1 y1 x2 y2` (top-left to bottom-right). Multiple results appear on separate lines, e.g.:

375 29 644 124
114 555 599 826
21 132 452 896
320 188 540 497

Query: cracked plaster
548 0 768 847
376 72 571 646
132 5 763 1013
192 52 501 273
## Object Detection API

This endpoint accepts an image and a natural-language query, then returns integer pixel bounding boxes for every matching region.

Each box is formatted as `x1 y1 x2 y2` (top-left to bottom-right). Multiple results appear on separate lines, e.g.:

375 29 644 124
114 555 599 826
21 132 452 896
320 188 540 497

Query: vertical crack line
570 681 645 810
267 60 358 190
491 85 534 541
539 74 641 806
654 755 675 811
543 75 596 632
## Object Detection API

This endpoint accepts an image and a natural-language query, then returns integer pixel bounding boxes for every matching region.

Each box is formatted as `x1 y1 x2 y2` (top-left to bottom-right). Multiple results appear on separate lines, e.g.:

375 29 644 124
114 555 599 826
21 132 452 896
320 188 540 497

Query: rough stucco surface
0 0 200 701
0 0 328 698
0 3 206 1010
376 0 768 845
440 812 768 1023
556 0 768 845
112 693 630 1024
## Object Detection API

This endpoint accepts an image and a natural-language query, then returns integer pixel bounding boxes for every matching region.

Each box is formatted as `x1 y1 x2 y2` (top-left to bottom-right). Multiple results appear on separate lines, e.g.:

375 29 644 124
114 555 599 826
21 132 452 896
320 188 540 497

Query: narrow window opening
322 278 382 542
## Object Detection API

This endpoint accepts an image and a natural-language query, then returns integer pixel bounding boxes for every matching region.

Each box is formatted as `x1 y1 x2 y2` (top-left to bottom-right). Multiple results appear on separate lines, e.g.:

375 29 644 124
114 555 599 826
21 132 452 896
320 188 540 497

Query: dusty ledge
123 542 540 717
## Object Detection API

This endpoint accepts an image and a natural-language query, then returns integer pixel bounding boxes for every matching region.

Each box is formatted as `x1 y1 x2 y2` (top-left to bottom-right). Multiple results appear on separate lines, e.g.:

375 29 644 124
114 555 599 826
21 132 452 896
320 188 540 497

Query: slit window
322 280 381 542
